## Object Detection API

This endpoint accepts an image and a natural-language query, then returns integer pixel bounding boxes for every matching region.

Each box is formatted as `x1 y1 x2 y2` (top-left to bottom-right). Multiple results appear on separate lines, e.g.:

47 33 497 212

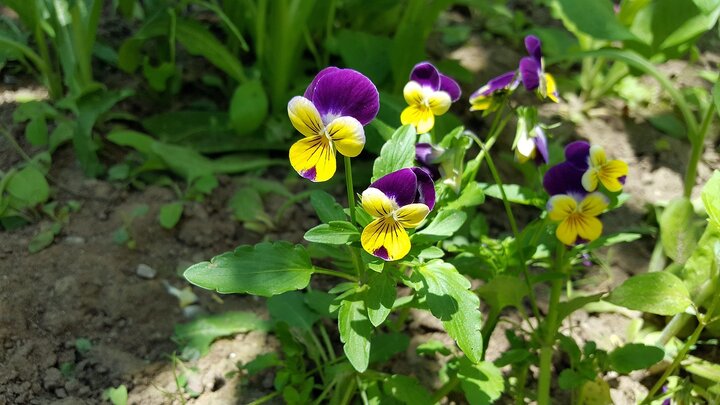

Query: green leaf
446 181 485 210
630 0 720 52
338 297 373 372
714 81 720 120
28 229 55 253
230 80 268 135
175 18 246 82
6 166 50 207
477 275 529 311
229 188 270 226
25 117 48 146
267 291 320 331
647 113 686 138
49 121 75 153
574 231 645 252
333 30 392 85
679 225 720 294
608 343 664 374
366 272 397 327
242 353 281 376
304 221 360 245
372 125 416 182
481 183 545 207
305 290 336 318
310 190 346 223
416 340 451 356
103 385 128 405
556 0 636 41
158 202 183 229
660 197 701 263
413 210 467 244
457 358 504 405
416 260 483 363
382 375 433 405
184 242 315 296
605 272 692 315
369 332 409 364
703 171 720 231
557 293 605 322
174 311 270 356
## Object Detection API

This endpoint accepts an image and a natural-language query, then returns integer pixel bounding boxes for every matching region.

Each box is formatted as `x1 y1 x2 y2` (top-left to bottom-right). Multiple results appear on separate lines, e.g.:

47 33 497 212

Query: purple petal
543 161 586 196
439 74 461 102
411 167 436 210
410 62 441 90
519 57 541 91
373 246 389 260
525 35 542 63
415 143 442 180
303 67 340 99
371 168 418 207
564 141 591 170
533 128 549 165
470 71 517 98
310 68 380 126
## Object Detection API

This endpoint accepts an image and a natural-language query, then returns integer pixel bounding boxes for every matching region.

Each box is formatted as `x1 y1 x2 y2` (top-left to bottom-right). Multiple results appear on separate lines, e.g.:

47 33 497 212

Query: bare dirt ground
1 34 719 405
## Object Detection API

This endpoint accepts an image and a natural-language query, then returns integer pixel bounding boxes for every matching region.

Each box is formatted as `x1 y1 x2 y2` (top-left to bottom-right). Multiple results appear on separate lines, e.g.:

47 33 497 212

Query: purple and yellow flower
469 71 518 111
514 107 549 165
519 35 559 103
401 62 461 134
543 141 627 195
360 168 436 261
547 192 608 245
288 67 379 182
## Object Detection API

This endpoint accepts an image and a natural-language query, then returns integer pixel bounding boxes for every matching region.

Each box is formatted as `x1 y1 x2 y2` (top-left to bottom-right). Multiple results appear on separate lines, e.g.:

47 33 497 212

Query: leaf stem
313 267 358 282
537 244 566 405
431 376 460 403
683 104 715 197
344 156 357 225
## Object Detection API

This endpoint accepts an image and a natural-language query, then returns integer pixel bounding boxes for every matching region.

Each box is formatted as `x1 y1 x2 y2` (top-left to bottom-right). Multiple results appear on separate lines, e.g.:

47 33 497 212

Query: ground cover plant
1 0 720 404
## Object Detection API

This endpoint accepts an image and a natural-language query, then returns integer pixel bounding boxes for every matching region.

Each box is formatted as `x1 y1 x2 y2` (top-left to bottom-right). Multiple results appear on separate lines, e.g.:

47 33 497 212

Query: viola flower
360 168 436 261
547 192 608 245
469 71 518 111
288 67 379 182
581 145 629 193
514 107 549 165
401 62 461 134
415 143 443 180
519 35 559 102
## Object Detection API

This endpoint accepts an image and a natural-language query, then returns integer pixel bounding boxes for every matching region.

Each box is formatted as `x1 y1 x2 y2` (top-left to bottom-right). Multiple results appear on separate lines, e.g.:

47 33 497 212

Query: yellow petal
401 105 435 134
361 187 397 218
288 136 336 182
394 203 429 228
589 145 607 167
575 214 603 242
556 217 579 246
582 169 599 192
288 96 324 138
427 90 451 116
548 194 577 222
578 192 608 217
326 116 365 157
403 81 424 106
361 217 411 261
598 160 628 192
469 96 492 111
544 73 559 103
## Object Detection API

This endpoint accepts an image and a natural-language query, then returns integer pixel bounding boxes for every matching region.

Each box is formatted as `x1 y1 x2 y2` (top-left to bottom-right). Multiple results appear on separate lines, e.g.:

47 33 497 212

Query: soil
1 21 719 405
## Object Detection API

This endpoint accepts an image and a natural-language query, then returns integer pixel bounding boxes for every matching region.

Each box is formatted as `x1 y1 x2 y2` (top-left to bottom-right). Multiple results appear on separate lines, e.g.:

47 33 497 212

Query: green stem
480 309 500 360
313 267 358 282
247 392 280 405
643 277 720 403
319 323 337 361
431 376 460 403
537 245 566 405
657 277 716 346
339 375 357 405
683 105 715 197
344 156 357 225
323 0 337 66
472 134 542 323
515 363 529 405
463 97 510 185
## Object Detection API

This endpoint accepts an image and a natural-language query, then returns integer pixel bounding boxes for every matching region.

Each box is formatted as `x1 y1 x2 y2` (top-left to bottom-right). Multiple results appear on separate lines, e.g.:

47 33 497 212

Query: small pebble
136 264 157 279
63 236 85 245
54 388 67 398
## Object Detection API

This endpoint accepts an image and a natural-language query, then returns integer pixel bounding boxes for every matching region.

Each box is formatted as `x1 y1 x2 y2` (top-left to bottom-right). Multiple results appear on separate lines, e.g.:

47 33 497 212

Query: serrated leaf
417 260 483 363
310 190 346 223
304 221 360 244
366 272 396 327
184 242 315 296
412 210 467 244
267 291 320 331
372 125 416 182
382 375 432 405
608 343 664 374
173 311 270 356
457 358 504 405
158 202 183 229
338 297 373 372
606 272 692 315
